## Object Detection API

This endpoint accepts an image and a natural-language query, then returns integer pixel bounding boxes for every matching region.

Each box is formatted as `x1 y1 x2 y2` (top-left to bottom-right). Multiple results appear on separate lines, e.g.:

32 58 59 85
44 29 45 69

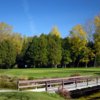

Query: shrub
57 87 71 99
0 75 17 89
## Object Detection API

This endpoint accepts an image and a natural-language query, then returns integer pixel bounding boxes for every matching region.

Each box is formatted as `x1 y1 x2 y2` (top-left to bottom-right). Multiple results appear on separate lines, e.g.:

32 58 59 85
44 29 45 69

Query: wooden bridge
18 76 100 93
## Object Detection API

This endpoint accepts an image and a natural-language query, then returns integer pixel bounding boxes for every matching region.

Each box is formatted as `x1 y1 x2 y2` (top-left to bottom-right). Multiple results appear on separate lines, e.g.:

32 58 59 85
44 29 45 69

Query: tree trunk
77 61 80 67
55 64 57 68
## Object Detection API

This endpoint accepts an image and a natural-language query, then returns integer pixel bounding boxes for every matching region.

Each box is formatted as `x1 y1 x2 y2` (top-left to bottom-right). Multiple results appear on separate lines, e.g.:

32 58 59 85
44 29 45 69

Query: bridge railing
17 76 100 91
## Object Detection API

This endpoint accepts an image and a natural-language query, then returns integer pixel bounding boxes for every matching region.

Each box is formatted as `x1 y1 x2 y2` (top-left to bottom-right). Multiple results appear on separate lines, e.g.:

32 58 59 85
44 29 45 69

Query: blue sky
0 0 100 37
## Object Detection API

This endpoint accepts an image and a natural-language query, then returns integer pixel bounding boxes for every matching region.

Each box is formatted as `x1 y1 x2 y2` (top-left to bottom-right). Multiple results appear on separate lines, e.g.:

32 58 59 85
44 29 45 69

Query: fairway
0 68 100 79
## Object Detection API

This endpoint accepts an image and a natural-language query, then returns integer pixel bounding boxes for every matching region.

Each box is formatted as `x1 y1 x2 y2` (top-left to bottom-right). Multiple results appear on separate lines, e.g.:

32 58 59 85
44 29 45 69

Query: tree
94 16 100 56
49 26 61 38
84 19 95 42
79 47 94 68
0 22 12 42
23 36 39 68
38 34 48 67
16 36 31 68
47 34 62 68
0 40 16 69
94 15 100 67
62 50 72 68
61 37 72 67
70 24 88 67
11 33 23 55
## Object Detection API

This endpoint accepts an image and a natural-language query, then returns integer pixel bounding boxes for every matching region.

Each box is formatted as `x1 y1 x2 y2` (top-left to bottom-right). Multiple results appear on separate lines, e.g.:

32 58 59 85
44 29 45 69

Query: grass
0 68 100 79
0 91 100 100
0 92 64 100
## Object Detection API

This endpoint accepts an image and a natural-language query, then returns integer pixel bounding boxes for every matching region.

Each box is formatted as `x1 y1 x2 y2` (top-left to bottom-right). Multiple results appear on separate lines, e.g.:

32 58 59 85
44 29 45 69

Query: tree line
0 15 100 69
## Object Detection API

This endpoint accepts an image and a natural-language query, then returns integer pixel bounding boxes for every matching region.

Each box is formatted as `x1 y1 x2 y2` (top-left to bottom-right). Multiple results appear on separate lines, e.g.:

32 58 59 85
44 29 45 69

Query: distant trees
0 14 100 69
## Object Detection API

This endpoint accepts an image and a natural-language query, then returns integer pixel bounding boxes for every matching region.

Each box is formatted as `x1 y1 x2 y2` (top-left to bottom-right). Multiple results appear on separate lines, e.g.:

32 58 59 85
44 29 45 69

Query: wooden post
17 80 19 91
75 80 77 88
62 80 64 89
87 79 88 86
96 77 98 85
45 82 48 91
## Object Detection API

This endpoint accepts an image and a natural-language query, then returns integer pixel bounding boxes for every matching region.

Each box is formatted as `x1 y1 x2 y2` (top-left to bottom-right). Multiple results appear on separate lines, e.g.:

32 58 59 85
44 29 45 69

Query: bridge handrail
17 76 100 91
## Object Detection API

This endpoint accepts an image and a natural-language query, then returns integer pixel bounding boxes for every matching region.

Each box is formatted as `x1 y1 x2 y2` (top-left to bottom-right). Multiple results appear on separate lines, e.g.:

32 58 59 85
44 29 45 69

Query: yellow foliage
50 26 61 38
72 24 87 40
94 16 100 27
11 33 23 55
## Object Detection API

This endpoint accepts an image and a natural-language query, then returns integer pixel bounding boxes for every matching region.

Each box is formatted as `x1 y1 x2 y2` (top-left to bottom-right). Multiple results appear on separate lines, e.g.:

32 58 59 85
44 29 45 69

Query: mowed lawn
0 68 100 79
0 92 64 100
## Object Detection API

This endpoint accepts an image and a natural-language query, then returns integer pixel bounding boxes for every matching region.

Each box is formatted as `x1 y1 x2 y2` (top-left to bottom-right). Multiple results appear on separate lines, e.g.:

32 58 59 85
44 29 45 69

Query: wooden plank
18 76 92 84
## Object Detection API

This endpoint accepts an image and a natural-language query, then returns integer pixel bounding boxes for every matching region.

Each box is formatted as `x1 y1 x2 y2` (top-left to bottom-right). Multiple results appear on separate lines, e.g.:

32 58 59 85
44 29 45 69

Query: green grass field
0 68 100 79
0 92 64 100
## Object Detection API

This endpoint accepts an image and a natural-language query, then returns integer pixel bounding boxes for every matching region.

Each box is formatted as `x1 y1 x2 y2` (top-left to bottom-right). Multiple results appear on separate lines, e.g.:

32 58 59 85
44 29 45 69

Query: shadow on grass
94 73 100 76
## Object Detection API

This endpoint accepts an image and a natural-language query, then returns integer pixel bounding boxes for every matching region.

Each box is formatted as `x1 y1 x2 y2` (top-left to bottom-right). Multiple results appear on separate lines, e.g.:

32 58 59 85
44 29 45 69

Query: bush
57 87 71 99
0 75 17 89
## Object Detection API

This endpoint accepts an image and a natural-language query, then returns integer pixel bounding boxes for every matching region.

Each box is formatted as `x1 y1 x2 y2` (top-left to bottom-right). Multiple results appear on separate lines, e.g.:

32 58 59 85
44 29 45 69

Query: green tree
16 36 31 68
0 40 16 69
79 47 94 68
47 34 62 68
23 36 39 68
62 50 72 68
38 34 48 67
61 37 72 67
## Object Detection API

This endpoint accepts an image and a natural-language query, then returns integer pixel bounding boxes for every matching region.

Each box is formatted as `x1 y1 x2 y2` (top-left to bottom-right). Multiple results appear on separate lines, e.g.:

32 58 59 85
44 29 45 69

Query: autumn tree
49 26 61 38
94 15 100 67
70 24 88 67
0 22 12 42
11 33 23 55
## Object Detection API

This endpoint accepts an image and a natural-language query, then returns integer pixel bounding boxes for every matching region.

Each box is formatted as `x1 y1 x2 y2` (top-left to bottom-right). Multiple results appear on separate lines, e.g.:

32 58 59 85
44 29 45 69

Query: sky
0 0 100 37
